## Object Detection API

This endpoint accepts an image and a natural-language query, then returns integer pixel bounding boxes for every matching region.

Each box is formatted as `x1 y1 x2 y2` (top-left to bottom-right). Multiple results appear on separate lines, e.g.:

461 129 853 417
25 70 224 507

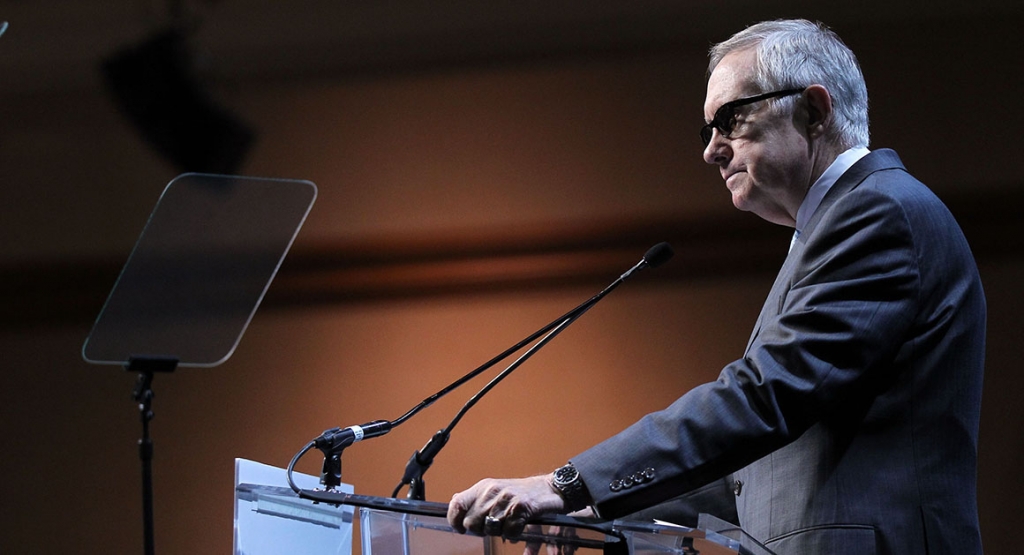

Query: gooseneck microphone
287 242 674 497
394 242 674 499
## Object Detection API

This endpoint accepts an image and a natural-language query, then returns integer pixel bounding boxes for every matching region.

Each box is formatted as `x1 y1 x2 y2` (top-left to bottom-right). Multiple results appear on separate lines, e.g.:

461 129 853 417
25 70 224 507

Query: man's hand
447 474 566 538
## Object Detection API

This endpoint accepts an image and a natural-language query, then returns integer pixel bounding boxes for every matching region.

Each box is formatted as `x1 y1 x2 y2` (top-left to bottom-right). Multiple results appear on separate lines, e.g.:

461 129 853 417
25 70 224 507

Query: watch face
555 464 578 485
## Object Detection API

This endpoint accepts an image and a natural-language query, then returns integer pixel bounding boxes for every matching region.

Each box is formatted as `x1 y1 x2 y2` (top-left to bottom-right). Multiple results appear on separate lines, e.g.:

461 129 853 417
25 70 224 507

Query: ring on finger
484 515 502 534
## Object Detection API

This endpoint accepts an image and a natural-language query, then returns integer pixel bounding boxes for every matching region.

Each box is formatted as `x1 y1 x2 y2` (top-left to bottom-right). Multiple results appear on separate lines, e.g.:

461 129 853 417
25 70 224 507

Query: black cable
286 440 316 494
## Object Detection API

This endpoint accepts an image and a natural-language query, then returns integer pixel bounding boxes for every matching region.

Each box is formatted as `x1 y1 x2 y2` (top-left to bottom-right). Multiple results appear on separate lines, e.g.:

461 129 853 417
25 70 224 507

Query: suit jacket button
621 476 635 488
643 467 656 480
610 480 623 492
732 480 743 496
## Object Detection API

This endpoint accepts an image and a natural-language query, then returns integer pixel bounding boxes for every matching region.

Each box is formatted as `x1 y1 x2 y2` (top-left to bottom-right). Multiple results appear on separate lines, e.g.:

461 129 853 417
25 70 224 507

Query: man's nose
702 129 730 166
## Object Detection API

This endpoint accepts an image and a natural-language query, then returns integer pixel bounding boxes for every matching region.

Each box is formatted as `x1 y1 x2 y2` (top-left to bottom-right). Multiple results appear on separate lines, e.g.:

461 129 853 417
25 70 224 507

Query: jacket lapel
742 149 907 355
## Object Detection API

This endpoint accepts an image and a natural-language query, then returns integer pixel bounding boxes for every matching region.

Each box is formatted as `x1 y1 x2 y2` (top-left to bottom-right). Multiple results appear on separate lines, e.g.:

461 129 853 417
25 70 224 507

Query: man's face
702 49 814 227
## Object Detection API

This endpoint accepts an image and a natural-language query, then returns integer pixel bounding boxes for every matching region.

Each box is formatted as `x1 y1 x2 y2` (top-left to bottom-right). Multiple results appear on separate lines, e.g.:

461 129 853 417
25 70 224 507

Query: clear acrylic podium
358 507 750 555
234 459 355 555
235 461 776 554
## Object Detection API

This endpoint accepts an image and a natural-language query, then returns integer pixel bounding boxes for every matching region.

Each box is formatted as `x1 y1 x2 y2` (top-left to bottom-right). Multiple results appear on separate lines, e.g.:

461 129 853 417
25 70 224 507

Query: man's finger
503 512 530 539
447 494 468 533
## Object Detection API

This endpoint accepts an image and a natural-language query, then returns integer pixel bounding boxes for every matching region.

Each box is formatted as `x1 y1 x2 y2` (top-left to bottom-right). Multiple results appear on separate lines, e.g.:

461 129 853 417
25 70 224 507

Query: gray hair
709 19 870 149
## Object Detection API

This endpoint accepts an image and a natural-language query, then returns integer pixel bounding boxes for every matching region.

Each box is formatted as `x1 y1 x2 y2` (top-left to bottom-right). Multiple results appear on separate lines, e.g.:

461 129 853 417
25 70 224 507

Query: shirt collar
794 147 871 233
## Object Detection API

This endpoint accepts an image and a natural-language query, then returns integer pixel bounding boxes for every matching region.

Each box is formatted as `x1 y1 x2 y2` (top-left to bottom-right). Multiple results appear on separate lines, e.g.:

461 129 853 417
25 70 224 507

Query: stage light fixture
102 28 255 174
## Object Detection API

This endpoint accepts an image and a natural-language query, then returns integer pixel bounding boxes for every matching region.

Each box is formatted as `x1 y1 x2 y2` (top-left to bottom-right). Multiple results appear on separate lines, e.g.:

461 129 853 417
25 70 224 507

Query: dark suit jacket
572 149 986 555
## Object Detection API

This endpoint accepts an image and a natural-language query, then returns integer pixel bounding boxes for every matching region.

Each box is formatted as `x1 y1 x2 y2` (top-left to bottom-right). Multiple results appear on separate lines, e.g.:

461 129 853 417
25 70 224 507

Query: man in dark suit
447 19 985 555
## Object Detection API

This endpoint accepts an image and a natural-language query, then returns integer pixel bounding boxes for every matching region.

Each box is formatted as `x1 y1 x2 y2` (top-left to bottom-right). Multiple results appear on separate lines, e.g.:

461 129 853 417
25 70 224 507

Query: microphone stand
288 243 673 500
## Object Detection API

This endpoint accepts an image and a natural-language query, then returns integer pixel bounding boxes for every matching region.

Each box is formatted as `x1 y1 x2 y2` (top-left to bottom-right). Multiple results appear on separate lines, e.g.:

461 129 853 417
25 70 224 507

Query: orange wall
1 18 1022 554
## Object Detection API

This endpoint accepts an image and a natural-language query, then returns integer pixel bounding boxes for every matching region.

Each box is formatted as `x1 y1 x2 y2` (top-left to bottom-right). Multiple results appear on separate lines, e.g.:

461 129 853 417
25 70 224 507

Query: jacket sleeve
621 475 739 527
572 182 922 518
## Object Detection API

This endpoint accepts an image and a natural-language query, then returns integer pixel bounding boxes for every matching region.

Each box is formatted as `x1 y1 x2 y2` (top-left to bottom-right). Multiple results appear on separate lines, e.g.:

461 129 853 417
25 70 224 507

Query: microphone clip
314 427 351 489
313 419 392 489
398 429 450 500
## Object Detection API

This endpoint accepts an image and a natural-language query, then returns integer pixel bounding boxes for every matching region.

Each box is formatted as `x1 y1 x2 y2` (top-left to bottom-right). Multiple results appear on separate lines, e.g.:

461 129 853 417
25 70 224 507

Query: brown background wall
1 3 1022 553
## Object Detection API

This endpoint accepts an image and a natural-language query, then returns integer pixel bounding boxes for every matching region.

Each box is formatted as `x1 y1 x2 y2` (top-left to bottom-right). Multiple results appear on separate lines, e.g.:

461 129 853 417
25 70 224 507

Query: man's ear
803 84 833 138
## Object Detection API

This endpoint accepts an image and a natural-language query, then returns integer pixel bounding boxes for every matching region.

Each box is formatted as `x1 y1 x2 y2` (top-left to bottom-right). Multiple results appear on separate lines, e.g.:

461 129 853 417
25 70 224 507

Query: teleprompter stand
129 356 178 555
82 173 317 555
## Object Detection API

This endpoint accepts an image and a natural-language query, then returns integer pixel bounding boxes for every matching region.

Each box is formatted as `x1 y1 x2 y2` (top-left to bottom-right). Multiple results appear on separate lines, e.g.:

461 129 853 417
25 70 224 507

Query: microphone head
643 242 674 269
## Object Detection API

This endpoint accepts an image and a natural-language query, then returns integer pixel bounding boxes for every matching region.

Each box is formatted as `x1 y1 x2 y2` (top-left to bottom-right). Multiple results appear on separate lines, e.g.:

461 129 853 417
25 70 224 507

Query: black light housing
102 28 255 174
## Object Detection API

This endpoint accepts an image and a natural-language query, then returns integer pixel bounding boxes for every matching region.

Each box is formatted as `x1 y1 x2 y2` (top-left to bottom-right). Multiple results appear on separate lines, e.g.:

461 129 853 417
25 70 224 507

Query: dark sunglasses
700 88 805 147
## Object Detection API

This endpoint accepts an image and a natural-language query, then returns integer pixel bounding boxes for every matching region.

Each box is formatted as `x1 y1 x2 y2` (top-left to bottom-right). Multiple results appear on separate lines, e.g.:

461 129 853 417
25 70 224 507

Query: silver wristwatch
551 462 590 513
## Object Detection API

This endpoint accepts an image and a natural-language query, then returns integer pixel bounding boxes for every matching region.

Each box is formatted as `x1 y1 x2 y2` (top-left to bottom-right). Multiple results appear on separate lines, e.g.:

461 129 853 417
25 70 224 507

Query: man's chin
730 192 751 212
